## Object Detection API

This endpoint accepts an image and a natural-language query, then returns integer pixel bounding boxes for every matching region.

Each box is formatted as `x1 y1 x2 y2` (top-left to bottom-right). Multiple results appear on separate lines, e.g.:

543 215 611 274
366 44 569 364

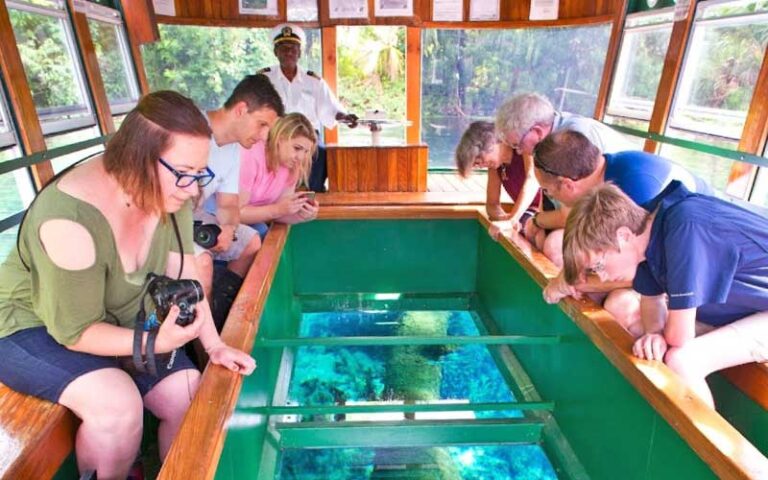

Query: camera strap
132 213 183 377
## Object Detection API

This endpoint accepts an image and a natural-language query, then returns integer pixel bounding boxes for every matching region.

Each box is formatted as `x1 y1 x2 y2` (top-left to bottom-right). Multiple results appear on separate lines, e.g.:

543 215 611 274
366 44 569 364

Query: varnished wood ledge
158 224 289 480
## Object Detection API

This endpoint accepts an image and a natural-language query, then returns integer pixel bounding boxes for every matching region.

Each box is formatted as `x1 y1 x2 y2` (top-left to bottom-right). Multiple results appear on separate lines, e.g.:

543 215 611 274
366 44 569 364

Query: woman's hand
488 221 516 241
632 333 668 361
543 274 581 304
207 344 257 375
275 192 307 217
155 305 204 353
297 198 319 222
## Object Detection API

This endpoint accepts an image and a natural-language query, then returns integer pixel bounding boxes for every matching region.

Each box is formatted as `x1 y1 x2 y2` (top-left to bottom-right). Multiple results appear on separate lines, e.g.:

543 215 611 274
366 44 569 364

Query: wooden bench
0 384 77 478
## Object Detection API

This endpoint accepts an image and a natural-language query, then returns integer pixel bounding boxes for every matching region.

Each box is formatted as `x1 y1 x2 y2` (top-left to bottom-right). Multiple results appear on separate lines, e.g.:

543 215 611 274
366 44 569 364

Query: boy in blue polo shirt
561 181 768 407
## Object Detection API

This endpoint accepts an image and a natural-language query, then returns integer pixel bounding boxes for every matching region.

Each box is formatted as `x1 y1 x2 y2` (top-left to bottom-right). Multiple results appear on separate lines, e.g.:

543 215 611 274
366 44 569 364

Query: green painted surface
214 219 764 480
711 374 768 454
289 220 478 295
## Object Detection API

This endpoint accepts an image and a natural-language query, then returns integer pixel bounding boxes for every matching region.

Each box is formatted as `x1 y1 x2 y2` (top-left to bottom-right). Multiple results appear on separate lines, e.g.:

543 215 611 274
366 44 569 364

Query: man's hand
212 224 235 253
543 274 582 304
632 333 668 361
337 112 359 128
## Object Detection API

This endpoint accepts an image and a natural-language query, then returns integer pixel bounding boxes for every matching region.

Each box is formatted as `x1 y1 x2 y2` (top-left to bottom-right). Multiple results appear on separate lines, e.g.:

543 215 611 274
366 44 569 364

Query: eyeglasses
585 252 607 277
158 157 215 188
499 126 534 153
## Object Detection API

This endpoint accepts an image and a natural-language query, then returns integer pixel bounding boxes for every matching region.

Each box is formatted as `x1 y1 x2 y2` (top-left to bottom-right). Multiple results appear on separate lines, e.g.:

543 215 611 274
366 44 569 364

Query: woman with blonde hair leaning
239 112 319 237
0 91 255 479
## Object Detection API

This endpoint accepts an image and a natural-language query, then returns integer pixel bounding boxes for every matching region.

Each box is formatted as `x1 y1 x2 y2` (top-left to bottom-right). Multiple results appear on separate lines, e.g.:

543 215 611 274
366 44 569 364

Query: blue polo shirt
604 151 712 208
633 181 768 326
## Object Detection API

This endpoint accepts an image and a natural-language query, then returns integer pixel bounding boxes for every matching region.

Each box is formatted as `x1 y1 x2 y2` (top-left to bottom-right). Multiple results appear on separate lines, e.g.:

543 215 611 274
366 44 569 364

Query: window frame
7 0 97 135
77 0 140 115
604 8 675 122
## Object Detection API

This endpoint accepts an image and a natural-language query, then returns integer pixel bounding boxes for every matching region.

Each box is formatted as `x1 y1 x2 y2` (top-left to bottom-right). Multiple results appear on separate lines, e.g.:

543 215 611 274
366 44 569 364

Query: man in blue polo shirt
561 181 768 407
533 129 711 336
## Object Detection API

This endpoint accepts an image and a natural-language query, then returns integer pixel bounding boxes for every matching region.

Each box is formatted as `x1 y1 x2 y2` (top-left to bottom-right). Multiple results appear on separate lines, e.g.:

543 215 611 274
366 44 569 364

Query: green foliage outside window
8 8 87 114
142 25 322 110
422 26 611 166
337 26 406 120
88 20 136 106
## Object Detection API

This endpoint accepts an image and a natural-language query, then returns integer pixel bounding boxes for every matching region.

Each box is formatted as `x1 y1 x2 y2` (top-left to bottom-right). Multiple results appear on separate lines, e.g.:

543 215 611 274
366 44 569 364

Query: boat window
605 9 674 126
420 25 611 168
0 84 17 150
141 25 323 110
336 26 406 147
45 125 103 173
668 0 768 140
0 147 34 263
750 159 768 207
658 127 739 193
84 3 140 115
7 0 96 135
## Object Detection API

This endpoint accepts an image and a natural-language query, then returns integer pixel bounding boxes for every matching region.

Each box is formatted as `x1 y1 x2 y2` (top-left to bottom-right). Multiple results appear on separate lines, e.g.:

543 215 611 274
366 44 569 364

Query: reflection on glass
278 445 558 480
659 128 738 193
421 25 611 167
337 26 406 146
142 25 323 110
8 8 91 124
670 9 768 138
286 310 518 421
88 19 139 109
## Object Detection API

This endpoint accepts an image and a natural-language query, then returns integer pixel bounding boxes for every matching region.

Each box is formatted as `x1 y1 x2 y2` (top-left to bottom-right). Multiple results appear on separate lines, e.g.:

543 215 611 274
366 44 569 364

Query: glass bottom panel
285 309 519 421
277 445 558 480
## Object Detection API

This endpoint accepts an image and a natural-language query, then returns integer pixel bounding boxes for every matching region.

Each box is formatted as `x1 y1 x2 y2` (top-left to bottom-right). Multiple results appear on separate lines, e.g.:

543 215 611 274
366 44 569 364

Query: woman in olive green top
0 91 255 480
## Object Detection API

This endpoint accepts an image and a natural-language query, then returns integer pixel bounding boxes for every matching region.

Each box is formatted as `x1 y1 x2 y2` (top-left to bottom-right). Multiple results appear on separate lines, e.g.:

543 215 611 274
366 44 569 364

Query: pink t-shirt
239 141 298 206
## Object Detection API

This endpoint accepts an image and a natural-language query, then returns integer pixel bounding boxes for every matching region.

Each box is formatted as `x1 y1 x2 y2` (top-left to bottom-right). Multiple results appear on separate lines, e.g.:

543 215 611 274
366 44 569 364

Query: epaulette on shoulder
306 70 320 79
257 67 271 73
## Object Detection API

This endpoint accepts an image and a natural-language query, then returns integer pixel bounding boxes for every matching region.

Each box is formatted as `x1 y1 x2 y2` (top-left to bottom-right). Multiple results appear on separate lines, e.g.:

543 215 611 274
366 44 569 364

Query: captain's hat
271 23 305 46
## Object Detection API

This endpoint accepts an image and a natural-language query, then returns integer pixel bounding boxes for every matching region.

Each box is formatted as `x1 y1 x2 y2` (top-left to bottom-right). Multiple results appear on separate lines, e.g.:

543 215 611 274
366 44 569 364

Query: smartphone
302 191 316 202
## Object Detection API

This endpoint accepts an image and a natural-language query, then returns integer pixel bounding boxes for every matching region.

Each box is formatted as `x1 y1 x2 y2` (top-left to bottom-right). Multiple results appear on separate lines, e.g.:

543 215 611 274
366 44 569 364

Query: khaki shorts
192 211 258 262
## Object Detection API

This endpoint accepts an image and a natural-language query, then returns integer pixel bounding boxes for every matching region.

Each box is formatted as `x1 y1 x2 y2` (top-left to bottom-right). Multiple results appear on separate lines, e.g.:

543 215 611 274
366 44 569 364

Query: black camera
193 221 221 249
146 273 204 326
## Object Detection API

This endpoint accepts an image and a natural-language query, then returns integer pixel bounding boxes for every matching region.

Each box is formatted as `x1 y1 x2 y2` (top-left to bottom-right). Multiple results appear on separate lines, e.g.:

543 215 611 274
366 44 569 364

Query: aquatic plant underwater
279 309 558 479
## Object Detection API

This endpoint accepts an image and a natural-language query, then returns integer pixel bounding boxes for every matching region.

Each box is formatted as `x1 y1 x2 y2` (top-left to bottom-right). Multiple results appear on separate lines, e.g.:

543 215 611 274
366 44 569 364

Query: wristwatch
531 213 543 229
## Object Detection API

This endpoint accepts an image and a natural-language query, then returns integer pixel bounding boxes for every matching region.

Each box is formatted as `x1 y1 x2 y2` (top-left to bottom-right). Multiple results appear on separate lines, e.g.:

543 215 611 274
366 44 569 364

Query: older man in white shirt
258 23 358 191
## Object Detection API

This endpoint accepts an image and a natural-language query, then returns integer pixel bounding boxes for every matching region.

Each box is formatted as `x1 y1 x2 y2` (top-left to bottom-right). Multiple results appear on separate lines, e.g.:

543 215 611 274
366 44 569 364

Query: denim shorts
0 327 197 403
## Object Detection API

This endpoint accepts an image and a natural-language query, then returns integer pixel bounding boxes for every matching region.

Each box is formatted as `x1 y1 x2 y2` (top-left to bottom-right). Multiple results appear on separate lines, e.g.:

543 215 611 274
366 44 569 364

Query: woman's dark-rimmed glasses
158 157 215 188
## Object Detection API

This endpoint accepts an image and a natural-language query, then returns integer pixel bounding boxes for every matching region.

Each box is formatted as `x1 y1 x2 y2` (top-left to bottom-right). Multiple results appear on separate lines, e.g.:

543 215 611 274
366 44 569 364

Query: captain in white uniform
259 23 358 191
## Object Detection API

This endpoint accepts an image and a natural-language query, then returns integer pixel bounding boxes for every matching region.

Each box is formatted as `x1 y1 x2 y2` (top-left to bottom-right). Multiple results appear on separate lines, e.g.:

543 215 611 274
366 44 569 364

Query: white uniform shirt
261 64 346 132
553 111 635 154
